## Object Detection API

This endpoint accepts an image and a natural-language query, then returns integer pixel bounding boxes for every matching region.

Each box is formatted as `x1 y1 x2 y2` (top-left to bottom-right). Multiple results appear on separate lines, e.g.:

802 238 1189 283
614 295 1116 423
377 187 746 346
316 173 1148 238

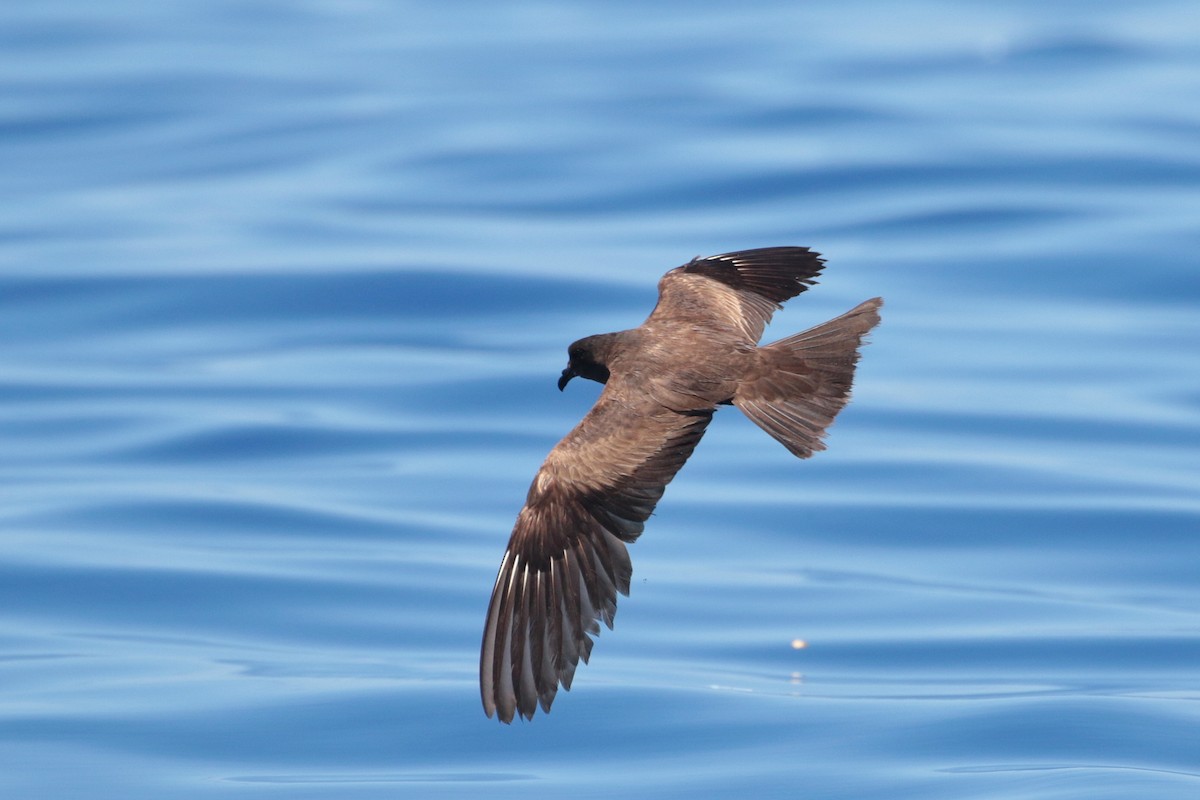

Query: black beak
557 366 576 391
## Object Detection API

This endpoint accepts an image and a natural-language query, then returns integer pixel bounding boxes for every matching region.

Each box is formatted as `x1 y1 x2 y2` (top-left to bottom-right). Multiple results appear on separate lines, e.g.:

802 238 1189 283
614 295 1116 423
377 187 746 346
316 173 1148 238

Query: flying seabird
480 246 882 723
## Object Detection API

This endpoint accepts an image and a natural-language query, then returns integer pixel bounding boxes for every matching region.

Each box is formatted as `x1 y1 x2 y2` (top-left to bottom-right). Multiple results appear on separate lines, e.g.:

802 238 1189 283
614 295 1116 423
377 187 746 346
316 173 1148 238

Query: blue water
3 1 1199 797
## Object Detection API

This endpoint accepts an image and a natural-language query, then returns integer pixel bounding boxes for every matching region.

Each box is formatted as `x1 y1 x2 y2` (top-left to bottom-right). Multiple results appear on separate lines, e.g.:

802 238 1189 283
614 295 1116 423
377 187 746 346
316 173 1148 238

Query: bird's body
481 247 882 723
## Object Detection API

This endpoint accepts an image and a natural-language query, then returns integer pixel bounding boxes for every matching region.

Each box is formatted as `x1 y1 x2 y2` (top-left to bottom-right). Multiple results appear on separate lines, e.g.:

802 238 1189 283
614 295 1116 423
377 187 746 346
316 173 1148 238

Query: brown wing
648 246 826 343
480 390 713 723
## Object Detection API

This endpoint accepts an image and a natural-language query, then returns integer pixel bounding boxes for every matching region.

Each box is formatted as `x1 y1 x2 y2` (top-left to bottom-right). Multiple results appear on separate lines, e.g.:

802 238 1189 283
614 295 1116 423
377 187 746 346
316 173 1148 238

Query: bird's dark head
558 334 614 391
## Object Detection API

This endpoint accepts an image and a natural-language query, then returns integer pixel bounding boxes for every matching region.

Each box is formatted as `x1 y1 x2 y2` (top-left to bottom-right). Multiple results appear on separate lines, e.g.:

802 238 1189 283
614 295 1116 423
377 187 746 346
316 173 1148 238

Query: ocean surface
2 1 1199 798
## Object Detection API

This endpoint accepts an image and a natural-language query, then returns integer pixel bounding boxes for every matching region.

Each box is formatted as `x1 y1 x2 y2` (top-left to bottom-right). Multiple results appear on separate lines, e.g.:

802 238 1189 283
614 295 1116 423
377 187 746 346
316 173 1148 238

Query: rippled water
3 1 1199 798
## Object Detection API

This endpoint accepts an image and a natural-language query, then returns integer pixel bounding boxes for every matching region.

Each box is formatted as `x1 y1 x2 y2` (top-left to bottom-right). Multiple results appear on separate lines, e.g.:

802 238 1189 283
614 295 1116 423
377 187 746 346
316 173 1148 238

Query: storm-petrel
480 247 882 723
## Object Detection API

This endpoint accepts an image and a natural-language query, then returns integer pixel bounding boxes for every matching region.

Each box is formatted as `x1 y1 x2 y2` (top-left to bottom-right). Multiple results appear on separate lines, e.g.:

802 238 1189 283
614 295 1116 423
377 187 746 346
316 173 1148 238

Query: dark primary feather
682 246 826 304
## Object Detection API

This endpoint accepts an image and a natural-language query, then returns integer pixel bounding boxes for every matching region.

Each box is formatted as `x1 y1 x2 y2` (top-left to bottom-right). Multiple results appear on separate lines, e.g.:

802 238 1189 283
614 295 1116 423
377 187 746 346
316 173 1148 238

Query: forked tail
733 297 882 458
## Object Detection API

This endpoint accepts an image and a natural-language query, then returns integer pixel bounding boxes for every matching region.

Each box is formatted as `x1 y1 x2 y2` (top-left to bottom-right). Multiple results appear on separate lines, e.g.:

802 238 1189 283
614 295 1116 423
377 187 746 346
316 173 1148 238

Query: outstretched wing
649 246 826 343
480 390 713 723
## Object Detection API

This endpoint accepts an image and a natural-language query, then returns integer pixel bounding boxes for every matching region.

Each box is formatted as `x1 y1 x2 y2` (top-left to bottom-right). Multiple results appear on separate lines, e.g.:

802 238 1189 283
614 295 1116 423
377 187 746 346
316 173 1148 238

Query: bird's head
558 334 614 391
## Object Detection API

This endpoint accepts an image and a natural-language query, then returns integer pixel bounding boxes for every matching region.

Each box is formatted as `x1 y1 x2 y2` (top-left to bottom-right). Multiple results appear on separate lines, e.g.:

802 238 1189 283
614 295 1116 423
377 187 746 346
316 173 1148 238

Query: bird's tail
733 297 882 458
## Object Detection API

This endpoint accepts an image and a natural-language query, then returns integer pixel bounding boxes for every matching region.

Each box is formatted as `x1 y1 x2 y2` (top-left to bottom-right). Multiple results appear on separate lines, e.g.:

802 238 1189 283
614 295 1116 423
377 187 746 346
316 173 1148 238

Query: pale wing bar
650 247 828 343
